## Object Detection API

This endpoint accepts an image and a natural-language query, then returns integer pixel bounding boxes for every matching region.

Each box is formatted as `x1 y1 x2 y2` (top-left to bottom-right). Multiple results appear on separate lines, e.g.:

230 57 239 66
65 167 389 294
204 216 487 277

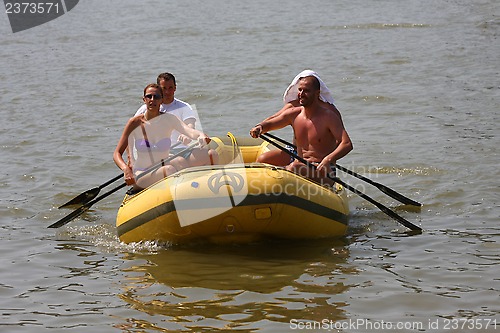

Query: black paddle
259 133 422 232
263 132 422 207
48 141 200 229
58 141 184 209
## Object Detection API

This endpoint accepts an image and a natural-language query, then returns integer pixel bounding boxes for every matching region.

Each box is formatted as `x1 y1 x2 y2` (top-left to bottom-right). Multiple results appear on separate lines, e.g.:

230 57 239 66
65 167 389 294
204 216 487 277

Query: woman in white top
113 83 210 190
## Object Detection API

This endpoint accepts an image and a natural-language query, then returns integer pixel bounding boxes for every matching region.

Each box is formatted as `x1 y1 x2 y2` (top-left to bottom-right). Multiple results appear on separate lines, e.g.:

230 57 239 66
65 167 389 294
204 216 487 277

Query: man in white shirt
134 72 197 147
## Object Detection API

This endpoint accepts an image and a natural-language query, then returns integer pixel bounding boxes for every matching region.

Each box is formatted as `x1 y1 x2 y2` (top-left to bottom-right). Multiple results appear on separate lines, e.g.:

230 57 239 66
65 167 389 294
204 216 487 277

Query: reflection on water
1 0 498 331
117 240 356 331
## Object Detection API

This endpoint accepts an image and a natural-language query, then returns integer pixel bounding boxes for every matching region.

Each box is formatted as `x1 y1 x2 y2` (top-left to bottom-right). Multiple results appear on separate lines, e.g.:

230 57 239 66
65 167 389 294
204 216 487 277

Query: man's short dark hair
157 72 176 86
300 75 320 91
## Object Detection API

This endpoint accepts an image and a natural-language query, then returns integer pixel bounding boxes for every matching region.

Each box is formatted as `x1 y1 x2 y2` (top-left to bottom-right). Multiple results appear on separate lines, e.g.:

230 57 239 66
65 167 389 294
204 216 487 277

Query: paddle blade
377 185 422 207
336 178 423 232
377 201 422 232
49 182 127 229
334 164 422 207
48 205 90 228
58 187 101 209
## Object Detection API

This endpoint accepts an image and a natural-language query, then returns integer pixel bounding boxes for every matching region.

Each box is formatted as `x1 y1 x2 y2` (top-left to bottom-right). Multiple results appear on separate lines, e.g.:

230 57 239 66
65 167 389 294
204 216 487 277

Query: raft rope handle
226 131 240 163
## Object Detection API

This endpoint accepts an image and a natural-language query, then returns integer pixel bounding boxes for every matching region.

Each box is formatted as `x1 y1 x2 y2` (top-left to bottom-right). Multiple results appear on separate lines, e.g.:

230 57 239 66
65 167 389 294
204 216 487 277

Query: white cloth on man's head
282 69 335 106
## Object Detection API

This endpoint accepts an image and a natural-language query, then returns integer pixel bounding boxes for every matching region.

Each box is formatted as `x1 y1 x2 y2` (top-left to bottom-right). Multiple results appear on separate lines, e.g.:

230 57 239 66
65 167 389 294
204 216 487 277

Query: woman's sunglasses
144 94 162 100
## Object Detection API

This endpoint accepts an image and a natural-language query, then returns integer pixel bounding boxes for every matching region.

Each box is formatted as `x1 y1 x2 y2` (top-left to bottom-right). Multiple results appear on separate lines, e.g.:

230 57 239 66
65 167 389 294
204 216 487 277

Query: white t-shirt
134 98 197 146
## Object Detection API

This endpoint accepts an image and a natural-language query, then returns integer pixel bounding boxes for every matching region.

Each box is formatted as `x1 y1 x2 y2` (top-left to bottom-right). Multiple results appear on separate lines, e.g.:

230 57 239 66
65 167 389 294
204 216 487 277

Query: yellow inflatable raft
116 136 349 244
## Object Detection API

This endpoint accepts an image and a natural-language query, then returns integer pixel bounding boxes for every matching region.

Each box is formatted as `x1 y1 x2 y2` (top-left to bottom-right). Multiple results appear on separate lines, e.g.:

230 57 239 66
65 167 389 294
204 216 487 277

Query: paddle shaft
58 141 185 208
48 141 200 229
259 133 422 232
262 132 422 207
96 140 184 189
100 174 123 189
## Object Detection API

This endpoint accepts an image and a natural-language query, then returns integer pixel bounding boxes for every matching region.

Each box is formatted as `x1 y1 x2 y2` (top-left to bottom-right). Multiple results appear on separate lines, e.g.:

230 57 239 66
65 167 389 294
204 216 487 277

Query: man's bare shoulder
316 103 335 117
282 103 302 116
319 100 342 120
278 106 301 124
279 100 300 113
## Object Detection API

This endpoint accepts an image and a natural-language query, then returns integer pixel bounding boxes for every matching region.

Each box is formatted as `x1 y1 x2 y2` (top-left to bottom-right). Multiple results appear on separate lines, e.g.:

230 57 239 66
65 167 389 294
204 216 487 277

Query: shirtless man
255 99 345 166
249 76 353 185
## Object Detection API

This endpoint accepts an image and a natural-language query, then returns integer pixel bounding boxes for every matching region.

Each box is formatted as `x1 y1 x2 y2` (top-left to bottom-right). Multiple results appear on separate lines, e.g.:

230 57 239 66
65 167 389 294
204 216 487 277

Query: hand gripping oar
259 133 422 232
262 132 422 207
48 141 200 229
58 141 184 209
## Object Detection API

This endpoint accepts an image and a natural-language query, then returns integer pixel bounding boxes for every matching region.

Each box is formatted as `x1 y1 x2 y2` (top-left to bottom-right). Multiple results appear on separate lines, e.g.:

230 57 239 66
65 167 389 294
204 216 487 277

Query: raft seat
209 136 272 164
